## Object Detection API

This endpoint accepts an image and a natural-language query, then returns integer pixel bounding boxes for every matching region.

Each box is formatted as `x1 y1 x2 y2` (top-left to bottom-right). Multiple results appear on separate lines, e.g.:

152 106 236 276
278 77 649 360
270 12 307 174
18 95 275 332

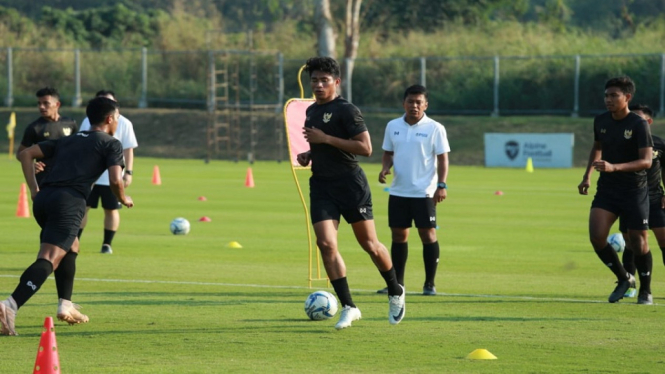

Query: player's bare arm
17 145 44 199
109 165 133 208
434 152 449 204
593 147 653 173
303 127 372 157
579 141 602 195
379 151 394 183
123 148 134 188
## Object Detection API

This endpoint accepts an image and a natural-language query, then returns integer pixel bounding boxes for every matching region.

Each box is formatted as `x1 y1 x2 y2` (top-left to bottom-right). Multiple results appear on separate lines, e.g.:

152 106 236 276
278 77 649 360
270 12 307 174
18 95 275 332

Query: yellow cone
228 241 243 248
466 349 497 360
525 157 534 173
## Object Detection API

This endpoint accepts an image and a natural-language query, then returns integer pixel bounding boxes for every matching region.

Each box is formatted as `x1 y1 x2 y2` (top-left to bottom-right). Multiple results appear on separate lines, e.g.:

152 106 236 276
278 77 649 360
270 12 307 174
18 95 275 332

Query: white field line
0 274 660 306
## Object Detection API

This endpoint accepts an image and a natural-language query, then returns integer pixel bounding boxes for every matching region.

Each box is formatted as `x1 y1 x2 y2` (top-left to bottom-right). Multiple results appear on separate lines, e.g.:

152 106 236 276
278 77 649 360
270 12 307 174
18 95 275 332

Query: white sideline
0 274 660 306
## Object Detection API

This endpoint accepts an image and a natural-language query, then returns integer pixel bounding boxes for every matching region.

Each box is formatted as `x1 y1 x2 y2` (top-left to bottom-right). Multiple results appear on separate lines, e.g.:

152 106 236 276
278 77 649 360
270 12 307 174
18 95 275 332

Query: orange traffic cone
245 167 255 188
33 317 60 373
152 165 162 185
16 183 30 218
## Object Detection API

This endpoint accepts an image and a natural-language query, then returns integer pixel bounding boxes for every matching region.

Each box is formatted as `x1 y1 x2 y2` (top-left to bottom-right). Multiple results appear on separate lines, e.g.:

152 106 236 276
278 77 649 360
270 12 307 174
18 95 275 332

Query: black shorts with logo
592 186 649 231
87 184 122 210
619 199 665 232
388 195 437 228
33 187 86 251
309 167 373 224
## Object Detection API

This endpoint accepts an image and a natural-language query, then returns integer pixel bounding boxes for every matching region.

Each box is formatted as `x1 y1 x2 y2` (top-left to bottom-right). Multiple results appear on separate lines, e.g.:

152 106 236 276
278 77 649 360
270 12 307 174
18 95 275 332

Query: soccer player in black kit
296 57 405 329
578 76 654 304
617 104 664 304
16 87 78 185
0 97 133 336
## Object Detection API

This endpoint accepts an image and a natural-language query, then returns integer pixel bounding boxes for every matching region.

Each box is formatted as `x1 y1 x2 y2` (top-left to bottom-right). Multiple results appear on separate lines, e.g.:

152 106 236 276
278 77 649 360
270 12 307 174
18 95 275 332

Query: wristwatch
125 170 133 176
437 182 447 189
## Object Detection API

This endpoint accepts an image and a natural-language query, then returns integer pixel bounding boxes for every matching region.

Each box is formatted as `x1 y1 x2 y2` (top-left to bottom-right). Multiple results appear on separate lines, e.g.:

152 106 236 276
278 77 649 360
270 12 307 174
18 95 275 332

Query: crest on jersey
323 113 332 123
624 129 632 139
654 150 660 159
63 128 71 136
44 132 50 138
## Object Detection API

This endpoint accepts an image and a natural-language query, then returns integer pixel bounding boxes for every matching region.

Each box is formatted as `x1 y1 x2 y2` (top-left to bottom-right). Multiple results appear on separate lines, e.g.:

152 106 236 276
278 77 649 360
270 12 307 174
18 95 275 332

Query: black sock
55 252 78 300
634 251 653 294
11 259 53 309
423 241 440 286
77 228 83 239
595 244 629 281
331 277 355 308
391 242 408 285
660 247 665 267
380 267 403 296
103 229 116 245
622 248 636 275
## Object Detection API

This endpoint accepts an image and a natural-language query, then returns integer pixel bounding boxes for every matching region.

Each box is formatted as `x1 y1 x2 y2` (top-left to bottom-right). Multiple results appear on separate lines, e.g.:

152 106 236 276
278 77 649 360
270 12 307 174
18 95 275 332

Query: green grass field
1 157 664 373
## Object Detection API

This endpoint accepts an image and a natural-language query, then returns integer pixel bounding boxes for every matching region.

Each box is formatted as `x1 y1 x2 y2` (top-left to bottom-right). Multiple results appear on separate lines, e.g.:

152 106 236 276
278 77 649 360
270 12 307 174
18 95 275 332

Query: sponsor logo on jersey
323 113 332 123
600 128 606 133
63 128 72 136
394 131 400 135
624 129 633 139
415 133 428 137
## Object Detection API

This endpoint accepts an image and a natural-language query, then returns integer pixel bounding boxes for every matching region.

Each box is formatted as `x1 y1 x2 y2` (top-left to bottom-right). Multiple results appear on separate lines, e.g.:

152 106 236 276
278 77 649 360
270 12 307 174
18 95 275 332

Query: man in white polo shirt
377 84 450 295
78 90 138 254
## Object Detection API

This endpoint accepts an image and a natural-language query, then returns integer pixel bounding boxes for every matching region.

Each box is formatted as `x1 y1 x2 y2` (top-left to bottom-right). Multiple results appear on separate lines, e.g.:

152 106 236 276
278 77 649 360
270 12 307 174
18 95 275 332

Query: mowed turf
0 157 664 373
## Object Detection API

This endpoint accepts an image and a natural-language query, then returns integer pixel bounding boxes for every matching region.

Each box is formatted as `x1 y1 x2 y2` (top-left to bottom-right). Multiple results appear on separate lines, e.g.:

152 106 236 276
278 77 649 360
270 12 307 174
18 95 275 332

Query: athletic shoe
0 299 17 336
608 274 636 303
423 283 437 296
57 299 89 325
101 244 113 254
335 306 361 330
624 287 637 298
376 287 388 294
388 285 406 325
637 291 653 305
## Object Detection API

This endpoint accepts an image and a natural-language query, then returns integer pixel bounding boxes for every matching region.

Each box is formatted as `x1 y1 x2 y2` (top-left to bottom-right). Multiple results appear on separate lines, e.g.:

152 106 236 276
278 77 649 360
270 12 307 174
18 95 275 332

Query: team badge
624 129 632 139
323 113 332 123
600 128 606 133
654 150 660 159
63 128 71 136
44 132 50 138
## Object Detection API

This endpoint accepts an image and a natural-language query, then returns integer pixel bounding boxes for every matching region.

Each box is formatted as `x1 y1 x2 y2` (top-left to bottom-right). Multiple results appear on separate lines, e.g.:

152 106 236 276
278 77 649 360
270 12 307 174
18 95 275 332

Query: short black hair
404 85 428 100
630 104 654 118
86 97 119 126
36 87 59 100
95 90 117 101
304 57 341 78
605 76 636 96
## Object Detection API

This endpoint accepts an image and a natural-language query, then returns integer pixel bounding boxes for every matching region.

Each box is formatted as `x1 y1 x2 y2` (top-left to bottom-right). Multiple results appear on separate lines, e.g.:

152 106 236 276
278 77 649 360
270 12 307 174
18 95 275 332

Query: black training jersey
21 116 78 183
648 134 665 203
305 97 368 179
594 111 653 191
38 131 124 199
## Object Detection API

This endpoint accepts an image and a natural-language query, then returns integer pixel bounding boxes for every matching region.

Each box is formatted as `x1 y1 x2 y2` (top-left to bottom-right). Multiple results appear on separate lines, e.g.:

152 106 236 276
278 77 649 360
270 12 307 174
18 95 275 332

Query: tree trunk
342 0 362 99
314 0 336 58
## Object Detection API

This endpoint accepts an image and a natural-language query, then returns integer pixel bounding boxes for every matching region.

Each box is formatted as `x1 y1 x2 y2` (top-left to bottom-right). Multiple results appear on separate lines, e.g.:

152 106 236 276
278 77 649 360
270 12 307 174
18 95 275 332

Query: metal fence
2 47 665 116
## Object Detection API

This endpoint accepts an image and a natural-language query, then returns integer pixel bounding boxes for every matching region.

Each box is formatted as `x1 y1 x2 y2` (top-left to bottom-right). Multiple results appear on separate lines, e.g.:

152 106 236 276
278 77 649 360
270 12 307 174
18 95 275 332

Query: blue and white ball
304 291 338 320
608 233 625 253
170 217 190 235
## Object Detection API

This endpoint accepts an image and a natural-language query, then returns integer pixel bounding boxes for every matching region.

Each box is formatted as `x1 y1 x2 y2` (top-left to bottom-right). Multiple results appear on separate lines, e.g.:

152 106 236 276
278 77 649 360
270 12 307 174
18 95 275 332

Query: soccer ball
304 291 338 320
608 233 625 253
170 217 190 235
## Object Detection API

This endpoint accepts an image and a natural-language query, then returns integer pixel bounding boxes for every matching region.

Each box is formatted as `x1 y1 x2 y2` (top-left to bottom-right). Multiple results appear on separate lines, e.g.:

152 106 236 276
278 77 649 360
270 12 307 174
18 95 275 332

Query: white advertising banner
484 133 574 168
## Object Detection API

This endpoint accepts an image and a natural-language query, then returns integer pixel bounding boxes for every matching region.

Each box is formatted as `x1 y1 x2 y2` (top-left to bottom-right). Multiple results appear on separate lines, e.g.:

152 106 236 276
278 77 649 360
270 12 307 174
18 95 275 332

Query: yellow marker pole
6 112 16 159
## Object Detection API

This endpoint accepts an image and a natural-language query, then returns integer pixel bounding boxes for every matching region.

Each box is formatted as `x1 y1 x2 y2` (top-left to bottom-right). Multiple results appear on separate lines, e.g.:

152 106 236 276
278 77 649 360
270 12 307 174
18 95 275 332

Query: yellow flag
6 112 15 139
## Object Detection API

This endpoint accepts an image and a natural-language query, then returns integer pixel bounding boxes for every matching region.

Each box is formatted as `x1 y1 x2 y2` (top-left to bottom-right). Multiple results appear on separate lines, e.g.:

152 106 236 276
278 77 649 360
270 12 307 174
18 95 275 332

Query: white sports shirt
79 114 138 186
382 113 450 198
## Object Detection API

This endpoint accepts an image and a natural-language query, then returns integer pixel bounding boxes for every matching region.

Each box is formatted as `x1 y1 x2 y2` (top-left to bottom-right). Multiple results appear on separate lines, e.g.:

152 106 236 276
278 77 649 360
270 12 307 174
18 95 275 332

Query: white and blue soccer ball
304 291 338 320
608 233 625 253
170 217 190 235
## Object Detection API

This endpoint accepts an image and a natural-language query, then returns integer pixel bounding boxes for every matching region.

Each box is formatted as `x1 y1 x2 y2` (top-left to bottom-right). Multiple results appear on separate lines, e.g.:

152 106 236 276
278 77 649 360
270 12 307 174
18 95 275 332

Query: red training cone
152 165 162 185
199 216 211 222
16 183 30 218
33 317 60 373
197 196 207 201
245 167 255 188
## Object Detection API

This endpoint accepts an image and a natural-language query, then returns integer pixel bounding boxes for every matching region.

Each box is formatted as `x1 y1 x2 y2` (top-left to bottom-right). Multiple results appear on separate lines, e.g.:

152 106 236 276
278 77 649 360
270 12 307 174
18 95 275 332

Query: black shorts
309 168 373 224
87 185 121 210
33 187 86 251
388 195 437 228
592 187 649 231
619 199 665 232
